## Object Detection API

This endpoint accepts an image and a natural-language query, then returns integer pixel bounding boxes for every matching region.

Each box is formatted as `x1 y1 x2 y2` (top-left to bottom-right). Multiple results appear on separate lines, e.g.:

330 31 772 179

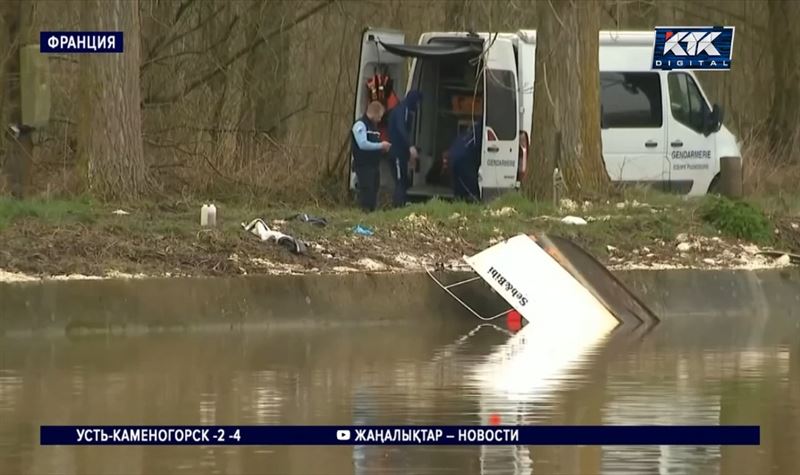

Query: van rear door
350 29 407 192
481 36 519 199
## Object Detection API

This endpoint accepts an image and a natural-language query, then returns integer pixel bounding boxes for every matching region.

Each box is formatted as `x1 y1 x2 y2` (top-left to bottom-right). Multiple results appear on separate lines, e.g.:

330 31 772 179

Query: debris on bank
1 197 799 283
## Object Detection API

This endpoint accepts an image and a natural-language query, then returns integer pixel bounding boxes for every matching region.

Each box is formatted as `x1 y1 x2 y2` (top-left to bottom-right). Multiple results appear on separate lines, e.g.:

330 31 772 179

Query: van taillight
518 130 529 181
487 128 498 141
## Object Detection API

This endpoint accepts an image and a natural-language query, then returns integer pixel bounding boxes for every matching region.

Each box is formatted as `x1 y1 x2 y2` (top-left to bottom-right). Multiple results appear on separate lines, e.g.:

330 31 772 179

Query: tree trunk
244 1 290 136
768 0 800 155
524 0 609 201
566 0 608 197
1 0 35 199
78 0 149 200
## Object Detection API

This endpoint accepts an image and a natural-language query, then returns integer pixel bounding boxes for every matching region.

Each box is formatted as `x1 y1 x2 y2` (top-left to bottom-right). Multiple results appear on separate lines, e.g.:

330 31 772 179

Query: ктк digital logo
336 430 351 441
652 26 734 71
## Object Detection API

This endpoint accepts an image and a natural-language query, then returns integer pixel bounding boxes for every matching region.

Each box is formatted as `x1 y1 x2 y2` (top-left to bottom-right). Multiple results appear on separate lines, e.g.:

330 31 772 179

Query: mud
1 211 798 281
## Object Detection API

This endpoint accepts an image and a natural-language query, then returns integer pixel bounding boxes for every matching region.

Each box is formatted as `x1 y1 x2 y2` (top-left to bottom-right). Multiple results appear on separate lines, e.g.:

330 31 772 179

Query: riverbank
1 191 799 282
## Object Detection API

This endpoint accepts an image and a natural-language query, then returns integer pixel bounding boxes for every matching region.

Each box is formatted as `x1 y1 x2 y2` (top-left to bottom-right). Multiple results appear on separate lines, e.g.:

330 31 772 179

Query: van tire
707 173 721 195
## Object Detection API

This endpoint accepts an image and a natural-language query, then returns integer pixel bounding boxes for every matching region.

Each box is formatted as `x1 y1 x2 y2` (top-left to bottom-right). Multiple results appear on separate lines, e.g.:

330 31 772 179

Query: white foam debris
442 259 471 271
403 213 429 227
332 266 360 273
775 254 792 266
0 270 39 282
586 215 612 222
394 253 424 270
740 244 761 256
610 262 689 271
105 270 147 279
559 198 578 212
561 216 588 225
50 274 104 281
488 206 517 217
111 209 130 215
676 242 693 252
357 258 387 271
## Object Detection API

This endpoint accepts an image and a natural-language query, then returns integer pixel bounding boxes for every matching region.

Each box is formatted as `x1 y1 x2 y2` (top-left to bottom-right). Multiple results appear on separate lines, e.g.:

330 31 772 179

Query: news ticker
40 425 760 446
40 32 124 53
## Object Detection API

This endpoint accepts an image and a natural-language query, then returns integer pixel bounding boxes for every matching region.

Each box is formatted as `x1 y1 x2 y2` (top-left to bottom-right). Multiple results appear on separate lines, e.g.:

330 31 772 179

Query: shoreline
1 247 795 284
1 193 798 283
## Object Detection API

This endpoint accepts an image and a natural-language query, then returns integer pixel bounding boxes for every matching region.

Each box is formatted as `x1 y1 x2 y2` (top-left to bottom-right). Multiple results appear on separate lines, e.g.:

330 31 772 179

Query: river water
1 314 798 475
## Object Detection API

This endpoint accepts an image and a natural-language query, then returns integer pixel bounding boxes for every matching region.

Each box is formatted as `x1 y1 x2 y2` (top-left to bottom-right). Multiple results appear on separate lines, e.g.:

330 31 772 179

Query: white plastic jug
200 204 209 227
207 204 217 227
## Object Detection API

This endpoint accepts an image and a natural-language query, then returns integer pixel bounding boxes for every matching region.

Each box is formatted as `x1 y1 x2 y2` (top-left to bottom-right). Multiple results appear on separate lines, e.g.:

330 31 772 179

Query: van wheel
707 174 721 195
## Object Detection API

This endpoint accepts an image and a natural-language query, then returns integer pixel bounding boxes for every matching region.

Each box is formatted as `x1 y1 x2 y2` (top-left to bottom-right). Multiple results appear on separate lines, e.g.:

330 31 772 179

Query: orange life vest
365 72 399 142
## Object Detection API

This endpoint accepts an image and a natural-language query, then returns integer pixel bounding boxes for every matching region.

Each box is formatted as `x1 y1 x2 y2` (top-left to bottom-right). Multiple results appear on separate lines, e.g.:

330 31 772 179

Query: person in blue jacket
387 90 422 208
446 120 483 202
351 101 391 212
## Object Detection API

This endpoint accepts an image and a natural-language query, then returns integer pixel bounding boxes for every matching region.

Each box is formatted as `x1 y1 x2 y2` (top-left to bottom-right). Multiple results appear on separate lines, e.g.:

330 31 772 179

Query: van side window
486 69 517 140
600 72 662 128
667 72 710 133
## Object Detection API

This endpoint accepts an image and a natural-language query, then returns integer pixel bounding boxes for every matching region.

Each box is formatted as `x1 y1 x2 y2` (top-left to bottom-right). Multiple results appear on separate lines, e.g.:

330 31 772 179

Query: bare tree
768 0 800 154
78 0 149 199
525 0 609 201
445 0 470 30
1 0 35 198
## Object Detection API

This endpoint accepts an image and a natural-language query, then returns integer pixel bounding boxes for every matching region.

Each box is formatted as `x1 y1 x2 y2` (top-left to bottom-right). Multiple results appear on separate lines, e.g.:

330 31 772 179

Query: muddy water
1 314 799 475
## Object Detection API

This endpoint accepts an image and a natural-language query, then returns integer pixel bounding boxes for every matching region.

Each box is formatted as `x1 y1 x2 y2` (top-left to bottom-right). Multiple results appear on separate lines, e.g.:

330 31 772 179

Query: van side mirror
705 103 723 135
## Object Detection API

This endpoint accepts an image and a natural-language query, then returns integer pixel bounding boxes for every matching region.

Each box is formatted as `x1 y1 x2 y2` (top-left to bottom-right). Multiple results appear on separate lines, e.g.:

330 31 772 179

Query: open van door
350 28 407 193
480 35 520 201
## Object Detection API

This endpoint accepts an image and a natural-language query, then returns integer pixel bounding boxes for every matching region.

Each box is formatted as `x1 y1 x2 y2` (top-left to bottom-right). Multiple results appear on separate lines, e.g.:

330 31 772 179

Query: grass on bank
0 196 96 230
1 189 798 255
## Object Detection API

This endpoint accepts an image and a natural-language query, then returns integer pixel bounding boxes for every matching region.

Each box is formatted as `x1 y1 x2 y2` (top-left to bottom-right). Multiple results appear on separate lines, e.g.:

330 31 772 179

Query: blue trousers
391 155 410 207
452 159 480 203
354 160 380 212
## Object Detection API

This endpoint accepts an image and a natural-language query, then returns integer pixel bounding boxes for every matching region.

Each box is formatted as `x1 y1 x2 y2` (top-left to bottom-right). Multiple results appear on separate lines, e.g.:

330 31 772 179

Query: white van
349 29 742 202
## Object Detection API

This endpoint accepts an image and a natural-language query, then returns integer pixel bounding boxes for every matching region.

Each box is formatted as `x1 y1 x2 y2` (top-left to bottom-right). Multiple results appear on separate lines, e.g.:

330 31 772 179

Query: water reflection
0 317 798 475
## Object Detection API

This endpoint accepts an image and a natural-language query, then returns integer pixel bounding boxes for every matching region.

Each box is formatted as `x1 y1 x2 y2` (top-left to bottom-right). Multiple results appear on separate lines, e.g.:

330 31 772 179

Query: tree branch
143 0 335 108
144 0 203 61
142 4 226 70
264 92 313 136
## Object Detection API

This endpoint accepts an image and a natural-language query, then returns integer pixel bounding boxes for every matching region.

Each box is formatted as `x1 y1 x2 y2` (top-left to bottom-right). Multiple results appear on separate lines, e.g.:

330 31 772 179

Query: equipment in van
366 70 399 111
427 233 659 333
350 29 741 202
365 69 399 142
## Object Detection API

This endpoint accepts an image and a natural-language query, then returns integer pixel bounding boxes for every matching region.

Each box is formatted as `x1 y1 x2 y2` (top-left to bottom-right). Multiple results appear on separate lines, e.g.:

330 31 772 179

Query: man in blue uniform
446 120 483 202
387 90 422 208
351 101 391 212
